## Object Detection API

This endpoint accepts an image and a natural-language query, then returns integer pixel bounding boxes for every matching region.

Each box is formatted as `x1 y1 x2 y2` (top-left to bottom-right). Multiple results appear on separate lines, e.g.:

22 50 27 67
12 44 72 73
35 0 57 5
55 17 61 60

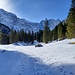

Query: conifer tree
66 0 75 38
36 32 39 42
19 29 25 42
62 22 67 38
31 31 34 44
58 22 63 40
52 25 58 40
43 19 50 43
9 29 15 43
23 32 27 43
34 32 37 40
27 30 31 43
39 30 43 42
14 31 19 43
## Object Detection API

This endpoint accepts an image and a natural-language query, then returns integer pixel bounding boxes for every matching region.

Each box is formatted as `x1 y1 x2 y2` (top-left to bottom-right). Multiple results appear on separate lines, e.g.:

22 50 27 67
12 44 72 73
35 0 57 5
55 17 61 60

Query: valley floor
0 39 75 75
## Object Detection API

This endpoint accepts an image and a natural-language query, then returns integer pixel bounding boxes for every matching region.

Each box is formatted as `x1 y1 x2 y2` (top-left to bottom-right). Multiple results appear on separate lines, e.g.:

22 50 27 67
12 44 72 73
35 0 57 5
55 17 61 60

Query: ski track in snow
0 39 75 75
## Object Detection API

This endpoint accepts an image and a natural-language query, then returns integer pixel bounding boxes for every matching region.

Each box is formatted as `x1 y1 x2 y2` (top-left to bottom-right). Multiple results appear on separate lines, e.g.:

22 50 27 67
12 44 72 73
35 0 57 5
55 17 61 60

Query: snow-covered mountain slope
0 9 60 32
0 39 75 75
40 19 60 30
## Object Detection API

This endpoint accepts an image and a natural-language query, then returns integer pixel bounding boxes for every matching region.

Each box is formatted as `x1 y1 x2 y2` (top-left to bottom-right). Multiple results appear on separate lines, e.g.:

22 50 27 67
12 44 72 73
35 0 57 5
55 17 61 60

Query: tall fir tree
62 21 67 38
23 32 27 43
27 30 31 43
52 25 58 40
66 0 75 38
43 18 51 43
14 31 19 43
39 30 43 42
36 32 39 42
58 22 63 40
19 29 25 42
31 31 34 44
9 29 15 43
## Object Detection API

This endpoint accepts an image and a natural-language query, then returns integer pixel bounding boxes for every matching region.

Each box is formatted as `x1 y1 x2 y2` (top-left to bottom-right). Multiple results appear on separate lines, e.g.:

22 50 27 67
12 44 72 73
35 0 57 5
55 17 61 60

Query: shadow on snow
0 50 75 75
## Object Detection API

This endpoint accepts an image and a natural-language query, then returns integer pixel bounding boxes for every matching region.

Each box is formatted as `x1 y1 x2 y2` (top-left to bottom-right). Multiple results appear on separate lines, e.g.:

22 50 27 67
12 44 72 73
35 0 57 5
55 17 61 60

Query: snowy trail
18 54 34 75
0 50 35 75
0 50 54 75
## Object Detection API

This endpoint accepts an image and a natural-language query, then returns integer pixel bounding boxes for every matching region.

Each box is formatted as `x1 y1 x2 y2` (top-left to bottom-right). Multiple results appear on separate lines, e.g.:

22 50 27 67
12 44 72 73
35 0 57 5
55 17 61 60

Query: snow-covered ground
0 39 75 75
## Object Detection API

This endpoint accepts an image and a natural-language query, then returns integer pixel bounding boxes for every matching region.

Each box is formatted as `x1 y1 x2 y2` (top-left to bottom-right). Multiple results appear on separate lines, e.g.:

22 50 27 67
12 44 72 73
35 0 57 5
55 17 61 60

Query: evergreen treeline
9 29 43 44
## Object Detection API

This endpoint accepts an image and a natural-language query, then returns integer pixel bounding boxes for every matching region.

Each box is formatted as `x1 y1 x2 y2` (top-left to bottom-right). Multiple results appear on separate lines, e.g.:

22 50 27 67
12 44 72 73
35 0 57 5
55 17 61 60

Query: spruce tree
34 32 37 41
58 22 63 40
39 30 43 42
36 32 39 42
62 22 67 38
52 25 58 40
36 30 43 42
27 30 31 43
23 32 27 43
19 29 25 42
31 31 34 44
14 31 19 43
66 0 75 38
9 29 15 43
43 19 50 43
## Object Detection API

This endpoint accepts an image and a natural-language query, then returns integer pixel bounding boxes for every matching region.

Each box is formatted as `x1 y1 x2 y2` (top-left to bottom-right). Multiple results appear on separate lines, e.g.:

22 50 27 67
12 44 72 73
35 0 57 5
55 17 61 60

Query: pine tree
31 31 34 44
9 29 15 43
36 30 43 42
19 29 25 42
66 0 75 38
39 30 43 42
36 32 39 42
58 22 63 40
23 32 27 43
34 32 37 40
43 19 51 43
14 31 19 43
52 25 58 40
27 30 31 43
62 22 67 39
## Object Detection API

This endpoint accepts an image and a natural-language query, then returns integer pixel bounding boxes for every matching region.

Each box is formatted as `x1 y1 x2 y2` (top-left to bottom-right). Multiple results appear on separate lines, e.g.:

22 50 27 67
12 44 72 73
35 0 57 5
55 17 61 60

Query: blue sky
0 0 71 22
